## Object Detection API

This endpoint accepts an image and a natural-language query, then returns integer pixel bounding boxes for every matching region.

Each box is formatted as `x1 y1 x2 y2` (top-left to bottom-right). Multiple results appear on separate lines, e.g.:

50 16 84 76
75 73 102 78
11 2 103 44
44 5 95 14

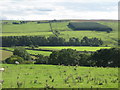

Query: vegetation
34 54 49 64
2 64 118 88
48 48 119 67
3 47 119 67
1 36 103 47
13 47 31 61
4 55 24 64
90 48 120 67
36 46 111 51
2 21 70 33
49 49 89 66
0 50 13 61
1 20 118 47
68 22 112 32
1 20 118 88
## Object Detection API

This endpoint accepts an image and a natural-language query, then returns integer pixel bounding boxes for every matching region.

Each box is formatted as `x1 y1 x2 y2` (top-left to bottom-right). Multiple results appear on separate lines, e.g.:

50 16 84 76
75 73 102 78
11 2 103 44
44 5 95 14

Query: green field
26 50 52 56
1 20 118 46
1 46 111 61
2 22 70 33
37 46 111 51
2 46 111 52
2 64 118 88
0 50 13 61
1 20 119 89
1 48 51 61
1 46 112 61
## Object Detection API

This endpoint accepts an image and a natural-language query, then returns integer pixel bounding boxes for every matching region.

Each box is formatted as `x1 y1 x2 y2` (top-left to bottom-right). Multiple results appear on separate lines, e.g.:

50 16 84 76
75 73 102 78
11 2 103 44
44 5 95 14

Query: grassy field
1 46 111 61
2 64 118 88
1 48 51 61
1 20 119 89
36 46 111 51
2 46 111 52
0 50 13 61
2 22 70 33
26 50 52 56
1 20 118 46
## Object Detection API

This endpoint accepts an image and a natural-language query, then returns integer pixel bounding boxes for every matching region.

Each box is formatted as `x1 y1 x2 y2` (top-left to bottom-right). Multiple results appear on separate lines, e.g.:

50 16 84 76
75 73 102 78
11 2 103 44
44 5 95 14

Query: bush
5 55 24 64
49 49 81 65
90 48 120 67
23 61 34 64
34 54 48 64
13 47 31 60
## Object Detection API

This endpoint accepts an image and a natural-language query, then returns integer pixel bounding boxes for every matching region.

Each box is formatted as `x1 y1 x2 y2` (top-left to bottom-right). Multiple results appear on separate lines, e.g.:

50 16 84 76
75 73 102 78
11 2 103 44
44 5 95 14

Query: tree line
3 47 119 67
1 36 103 47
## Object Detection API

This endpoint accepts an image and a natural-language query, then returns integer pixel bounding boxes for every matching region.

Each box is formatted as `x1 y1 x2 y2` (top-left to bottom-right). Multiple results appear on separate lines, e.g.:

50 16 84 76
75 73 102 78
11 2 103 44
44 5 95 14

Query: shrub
13 47 31 60
90 48 120 67
34 54 48 64
49 49 81 65
5 55 24 64
23 61 34 64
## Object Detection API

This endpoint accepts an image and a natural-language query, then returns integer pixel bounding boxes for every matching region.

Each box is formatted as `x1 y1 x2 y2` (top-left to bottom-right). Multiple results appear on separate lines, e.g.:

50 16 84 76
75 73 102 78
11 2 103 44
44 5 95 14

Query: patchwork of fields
1 20 119 88
1 46 112 61
1 20 118 46
2 64 118 88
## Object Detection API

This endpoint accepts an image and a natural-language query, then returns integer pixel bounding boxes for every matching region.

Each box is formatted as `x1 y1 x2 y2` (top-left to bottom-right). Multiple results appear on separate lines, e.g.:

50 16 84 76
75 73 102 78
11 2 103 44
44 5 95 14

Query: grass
37 46 111 51
2 22 70 33
1 32 53 37
2 46 111 57
1 20 118 89
1 47 52 59
1 20 118 46
2 64 118 88
60 31 118 46
0 50 13 61
26 50 52 56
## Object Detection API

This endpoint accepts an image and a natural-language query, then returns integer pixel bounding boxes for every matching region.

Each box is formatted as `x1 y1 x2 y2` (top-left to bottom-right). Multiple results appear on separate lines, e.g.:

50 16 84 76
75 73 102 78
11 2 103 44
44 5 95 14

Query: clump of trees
1 36 103 47
4 47 119 67
49 49 84 65
34 54 48 64
90 48 120 67
13 47 31 60
49 48 119 67
68 22 112 32
69 36 103 46
5 55 24 64
4 47 32 64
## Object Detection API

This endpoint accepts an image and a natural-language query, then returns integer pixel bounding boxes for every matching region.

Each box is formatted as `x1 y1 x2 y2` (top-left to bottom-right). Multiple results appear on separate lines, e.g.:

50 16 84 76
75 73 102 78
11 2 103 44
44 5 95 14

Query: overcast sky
0 0 119 20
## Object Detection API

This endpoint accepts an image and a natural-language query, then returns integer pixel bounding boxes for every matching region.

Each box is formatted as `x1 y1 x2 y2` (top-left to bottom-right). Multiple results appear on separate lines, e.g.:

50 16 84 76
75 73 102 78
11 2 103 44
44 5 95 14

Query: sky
0 0 119 20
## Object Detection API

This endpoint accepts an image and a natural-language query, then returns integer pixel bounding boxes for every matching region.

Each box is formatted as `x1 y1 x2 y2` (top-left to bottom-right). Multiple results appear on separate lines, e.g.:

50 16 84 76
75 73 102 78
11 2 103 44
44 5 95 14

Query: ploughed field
2 64 118 88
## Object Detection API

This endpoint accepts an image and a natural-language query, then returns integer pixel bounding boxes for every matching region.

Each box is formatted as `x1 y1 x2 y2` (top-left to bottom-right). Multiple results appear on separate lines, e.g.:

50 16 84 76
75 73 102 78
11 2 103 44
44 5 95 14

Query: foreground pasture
2 64 118 88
